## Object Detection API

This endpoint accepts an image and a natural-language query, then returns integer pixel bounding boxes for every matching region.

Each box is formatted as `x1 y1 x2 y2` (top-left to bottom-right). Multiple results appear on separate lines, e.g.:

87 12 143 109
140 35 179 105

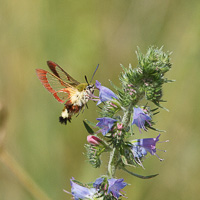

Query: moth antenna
85 75 89 85
90 64 99 83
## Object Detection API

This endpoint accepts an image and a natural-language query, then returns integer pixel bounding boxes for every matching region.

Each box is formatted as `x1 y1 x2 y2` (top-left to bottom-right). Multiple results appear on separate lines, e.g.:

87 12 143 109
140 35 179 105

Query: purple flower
68 178 97 200
96 117 117 136
107 178 127 199
131 145 148 168
131 145 147 159
95 80 118 105
93 177 104 189
132 107 151 132
131 134 165 161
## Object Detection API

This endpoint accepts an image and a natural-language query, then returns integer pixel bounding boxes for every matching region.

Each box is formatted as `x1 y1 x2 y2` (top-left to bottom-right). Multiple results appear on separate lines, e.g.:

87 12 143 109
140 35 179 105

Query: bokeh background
0 0 200 199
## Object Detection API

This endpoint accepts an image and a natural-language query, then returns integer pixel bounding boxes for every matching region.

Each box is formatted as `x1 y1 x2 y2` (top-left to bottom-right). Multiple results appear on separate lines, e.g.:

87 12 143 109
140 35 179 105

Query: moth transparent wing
36 69 77 103
47 61 80 86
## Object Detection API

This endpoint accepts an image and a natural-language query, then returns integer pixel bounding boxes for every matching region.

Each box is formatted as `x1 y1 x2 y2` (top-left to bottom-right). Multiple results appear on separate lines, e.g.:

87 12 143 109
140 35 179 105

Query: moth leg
75 106 83 117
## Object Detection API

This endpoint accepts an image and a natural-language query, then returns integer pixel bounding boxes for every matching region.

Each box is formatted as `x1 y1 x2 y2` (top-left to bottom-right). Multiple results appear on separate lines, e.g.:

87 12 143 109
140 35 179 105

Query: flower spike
68 47 172 199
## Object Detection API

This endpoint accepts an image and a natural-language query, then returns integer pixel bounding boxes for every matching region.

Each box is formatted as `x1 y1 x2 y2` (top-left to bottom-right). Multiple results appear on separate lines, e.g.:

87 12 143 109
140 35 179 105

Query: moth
36 61 97 124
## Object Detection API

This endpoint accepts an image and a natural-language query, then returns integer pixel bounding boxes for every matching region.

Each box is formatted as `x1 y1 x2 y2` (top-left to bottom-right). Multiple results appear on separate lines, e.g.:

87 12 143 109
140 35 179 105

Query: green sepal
72 179 90 188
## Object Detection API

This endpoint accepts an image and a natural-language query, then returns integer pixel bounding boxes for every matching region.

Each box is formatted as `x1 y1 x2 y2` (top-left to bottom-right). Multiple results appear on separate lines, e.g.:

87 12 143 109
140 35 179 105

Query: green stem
0 148 52 200
107 102 135 177
121 102 134 129
108 147 118 177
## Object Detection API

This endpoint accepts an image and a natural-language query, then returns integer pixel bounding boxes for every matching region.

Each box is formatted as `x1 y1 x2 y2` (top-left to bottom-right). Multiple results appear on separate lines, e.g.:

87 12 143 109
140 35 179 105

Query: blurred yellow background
0 0 200 199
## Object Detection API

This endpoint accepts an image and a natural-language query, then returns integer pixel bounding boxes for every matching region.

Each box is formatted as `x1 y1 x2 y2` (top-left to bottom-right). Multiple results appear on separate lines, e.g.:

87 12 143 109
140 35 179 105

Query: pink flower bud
87 135 102 146
117 123 123 130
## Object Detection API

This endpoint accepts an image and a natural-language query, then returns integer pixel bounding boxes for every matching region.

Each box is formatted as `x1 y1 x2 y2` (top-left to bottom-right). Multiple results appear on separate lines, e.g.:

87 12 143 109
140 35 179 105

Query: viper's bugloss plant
65 46 173 199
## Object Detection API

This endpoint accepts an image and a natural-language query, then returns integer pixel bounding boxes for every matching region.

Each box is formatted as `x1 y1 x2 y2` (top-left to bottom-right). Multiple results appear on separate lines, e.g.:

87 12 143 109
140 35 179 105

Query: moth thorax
76 83 88 92
86 84 95 94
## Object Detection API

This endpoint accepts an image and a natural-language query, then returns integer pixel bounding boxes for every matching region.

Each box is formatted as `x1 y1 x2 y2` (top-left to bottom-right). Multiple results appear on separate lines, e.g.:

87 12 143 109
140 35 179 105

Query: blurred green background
0 0 200 199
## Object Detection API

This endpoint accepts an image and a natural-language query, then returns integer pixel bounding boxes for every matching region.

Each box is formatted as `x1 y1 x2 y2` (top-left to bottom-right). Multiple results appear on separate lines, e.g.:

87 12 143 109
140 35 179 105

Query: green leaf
109 80 122 93
148 126 166 132
121 166 159 179
83 120 95 134
84 119 97 127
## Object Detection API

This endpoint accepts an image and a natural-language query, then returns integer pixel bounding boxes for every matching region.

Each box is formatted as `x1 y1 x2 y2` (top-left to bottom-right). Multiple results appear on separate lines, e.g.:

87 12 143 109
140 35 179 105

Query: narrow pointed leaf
148 126 166 132
121 166 159 179
83 120 94 134
84 119 97 128
109 80 122 92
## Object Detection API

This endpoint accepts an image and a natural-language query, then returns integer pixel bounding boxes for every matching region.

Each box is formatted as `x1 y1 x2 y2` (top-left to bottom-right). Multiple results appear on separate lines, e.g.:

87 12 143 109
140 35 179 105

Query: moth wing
47 61 80 86
36 69 77 103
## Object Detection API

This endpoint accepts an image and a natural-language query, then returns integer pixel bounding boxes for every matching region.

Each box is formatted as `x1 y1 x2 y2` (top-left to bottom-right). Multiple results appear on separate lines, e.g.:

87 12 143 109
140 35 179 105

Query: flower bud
117 123 123 130
87 135 102 146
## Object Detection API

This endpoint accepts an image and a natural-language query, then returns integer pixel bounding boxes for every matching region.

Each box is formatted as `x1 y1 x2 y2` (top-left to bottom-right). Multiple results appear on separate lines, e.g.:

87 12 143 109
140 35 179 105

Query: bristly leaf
109 80 122 93
84 144 103 168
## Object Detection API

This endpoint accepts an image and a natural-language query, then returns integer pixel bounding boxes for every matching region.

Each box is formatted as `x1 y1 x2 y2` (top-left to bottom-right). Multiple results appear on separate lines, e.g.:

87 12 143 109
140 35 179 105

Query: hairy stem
108 147 119 177
107 102 135 177
121 102 134 129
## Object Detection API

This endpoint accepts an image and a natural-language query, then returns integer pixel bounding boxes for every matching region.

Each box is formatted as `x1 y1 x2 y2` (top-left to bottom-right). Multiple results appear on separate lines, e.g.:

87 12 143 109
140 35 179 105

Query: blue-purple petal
95 80 101 89
108 178 127 198
136 134 160 155
93 177 104 189
132 107 151 130
95 80 118 105
131 145 147 159
70 178 96 200
96 117 117 136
